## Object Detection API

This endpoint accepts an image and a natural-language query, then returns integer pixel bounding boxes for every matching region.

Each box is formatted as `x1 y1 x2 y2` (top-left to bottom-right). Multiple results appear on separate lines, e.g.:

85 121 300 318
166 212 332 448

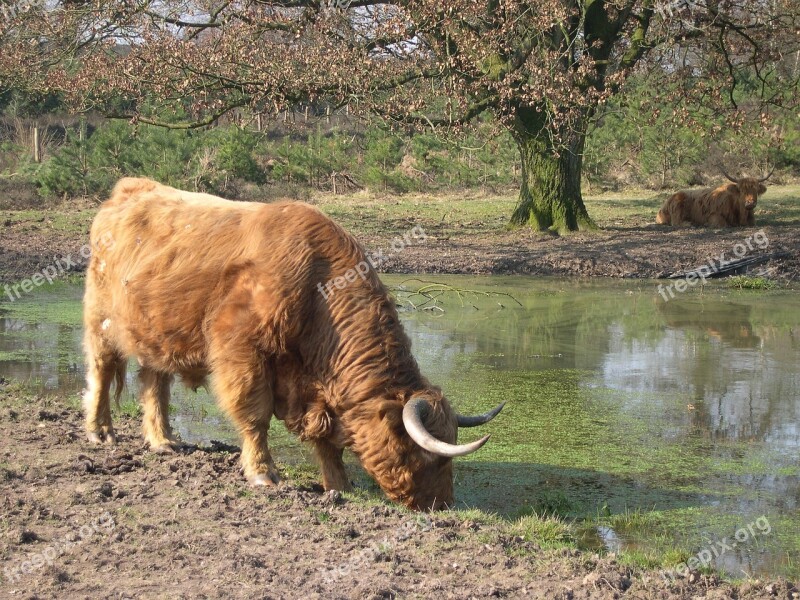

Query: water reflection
398 281 799 455
0 317 84 391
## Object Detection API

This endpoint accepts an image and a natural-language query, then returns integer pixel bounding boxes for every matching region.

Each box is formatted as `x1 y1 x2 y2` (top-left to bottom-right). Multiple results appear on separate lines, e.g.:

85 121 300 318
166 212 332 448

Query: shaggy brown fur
656 178 767 227
84 177 460 510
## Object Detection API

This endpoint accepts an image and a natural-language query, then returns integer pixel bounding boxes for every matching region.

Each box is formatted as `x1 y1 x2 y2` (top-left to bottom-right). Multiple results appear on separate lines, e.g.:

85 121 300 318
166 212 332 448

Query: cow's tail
112 359 127 409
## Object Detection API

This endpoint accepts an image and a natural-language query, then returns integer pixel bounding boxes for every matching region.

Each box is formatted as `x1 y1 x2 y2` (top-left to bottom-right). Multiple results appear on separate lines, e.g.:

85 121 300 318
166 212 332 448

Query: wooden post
32 126 40 163
79 119 87 171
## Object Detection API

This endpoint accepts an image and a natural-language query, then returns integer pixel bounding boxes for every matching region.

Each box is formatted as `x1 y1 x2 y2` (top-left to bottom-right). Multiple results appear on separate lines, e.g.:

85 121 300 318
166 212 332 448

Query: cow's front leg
138 367 180 453
314 439 352 492
708 214 729 228
212 358 280 486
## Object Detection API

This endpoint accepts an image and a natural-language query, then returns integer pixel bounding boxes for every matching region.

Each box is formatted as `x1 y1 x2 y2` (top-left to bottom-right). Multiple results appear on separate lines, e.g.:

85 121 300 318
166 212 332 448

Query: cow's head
723 169 773 210
360 393 504 511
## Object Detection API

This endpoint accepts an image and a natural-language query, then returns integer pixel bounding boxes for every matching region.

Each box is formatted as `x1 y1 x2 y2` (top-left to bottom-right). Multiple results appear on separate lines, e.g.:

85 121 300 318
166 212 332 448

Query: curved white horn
402 397 490 457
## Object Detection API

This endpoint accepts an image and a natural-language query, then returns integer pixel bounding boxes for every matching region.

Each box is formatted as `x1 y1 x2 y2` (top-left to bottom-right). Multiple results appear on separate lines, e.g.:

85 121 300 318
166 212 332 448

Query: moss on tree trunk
509 108 597 234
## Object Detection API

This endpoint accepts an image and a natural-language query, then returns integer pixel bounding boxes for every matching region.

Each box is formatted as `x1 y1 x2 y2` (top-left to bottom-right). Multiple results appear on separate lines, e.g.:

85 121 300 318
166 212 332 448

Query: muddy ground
370 223 800 281
0 193 798 284
2 386 798 599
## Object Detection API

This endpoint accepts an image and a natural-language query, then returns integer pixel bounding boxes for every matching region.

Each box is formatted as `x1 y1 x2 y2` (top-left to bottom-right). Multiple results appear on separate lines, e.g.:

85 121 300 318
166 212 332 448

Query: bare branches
390 278 523 312
0 0 796 141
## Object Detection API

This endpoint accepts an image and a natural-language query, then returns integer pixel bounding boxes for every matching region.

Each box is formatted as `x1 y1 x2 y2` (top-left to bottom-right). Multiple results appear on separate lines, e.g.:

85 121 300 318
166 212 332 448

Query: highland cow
656 171 772 227
83 178 503 510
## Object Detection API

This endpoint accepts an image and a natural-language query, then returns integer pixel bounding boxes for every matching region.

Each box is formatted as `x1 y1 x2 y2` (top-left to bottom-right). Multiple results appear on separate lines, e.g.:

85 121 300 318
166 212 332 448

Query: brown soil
2 386 798 599
0 197 797 284
370 224 800 281
0 196 95 287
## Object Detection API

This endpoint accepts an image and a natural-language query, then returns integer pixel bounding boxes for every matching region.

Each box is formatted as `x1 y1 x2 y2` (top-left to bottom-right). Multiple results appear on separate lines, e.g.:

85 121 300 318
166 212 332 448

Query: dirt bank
1 385 798 599
371 223 800 281
0 191 798 285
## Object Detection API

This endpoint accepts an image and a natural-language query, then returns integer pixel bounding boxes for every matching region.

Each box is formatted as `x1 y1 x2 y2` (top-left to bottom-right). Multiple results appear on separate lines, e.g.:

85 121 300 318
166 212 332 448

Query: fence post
32 125 40 163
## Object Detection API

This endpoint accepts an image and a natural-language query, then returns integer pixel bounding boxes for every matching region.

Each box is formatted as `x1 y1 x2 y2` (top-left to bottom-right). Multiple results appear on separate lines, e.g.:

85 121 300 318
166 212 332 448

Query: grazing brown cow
83 177 503 510
656 172 771 227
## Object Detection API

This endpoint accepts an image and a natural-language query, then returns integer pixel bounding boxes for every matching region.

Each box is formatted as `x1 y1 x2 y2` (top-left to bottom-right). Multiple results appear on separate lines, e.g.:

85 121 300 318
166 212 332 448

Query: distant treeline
0 79 797 203
0 108 520 202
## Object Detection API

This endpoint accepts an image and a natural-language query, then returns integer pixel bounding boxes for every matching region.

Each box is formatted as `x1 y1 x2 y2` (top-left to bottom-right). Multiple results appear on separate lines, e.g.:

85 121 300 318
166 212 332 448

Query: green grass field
3 184 797 240
317 183 799 237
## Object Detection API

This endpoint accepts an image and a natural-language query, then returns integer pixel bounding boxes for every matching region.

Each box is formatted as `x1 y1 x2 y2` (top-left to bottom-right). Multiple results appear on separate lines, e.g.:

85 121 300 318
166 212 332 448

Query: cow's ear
731 184 740 194
378 402 401 426
758 184 767 195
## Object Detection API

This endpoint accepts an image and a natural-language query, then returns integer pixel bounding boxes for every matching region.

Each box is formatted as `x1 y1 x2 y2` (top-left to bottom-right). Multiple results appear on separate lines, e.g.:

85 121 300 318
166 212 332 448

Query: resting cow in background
656 170 772 227
83 177 503 510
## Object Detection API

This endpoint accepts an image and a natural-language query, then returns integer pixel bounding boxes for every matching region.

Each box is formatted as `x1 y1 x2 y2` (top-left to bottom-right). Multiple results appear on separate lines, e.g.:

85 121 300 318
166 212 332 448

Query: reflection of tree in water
658 299 760 349
408 293 620 373
56 323 84 391
0 318 83 391
654 298 798 448
407 288 798 448
0 318 42 382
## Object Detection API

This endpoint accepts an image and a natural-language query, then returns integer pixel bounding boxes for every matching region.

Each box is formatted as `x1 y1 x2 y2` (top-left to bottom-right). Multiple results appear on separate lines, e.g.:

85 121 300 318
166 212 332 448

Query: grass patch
449 507 502 528
727 276 776 290
514 490 581 519
279 462 323 488
114 397 142 418
65 393 83 411
601 507 660 532
310 509 331 523
617 548 685 571
509 513 576 549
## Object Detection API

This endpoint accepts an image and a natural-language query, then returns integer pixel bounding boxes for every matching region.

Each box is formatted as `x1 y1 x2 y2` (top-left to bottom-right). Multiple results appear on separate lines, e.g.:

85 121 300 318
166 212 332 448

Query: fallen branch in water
389 278 523 312
664 251 791 280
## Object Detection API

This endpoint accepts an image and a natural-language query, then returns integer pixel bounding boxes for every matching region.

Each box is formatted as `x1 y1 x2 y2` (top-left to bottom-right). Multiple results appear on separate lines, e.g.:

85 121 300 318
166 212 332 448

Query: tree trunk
509 108 596 234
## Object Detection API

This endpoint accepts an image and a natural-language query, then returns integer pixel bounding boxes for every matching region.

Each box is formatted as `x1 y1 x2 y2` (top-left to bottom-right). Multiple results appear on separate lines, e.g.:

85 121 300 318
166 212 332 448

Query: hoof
149 437 183 455
151 443 177 455
249 471 280 486
87 430 116 445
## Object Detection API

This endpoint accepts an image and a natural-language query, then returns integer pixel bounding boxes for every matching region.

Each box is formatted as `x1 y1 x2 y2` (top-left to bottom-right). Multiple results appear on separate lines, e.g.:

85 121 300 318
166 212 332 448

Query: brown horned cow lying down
83 177 503 510
656 171 771 227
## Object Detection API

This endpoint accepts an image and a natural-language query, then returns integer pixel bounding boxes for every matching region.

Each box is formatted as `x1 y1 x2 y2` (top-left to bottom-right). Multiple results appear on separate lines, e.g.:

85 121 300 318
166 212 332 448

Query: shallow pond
1 276 798 579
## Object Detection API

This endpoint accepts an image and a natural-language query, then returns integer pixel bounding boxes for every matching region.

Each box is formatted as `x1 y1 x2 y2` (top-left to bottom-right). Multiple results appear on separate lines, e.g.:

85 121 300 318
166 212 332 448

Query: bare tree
1 0 798 232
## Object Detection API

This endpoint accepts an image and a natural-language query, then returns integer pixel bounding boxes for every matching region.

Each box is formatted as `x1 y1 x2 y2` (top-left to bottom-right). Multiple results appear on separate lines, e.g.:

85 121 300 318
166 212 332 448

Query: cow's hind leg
138 367 179 453
83 341 125 445
314 440 352 492
212 357 280 486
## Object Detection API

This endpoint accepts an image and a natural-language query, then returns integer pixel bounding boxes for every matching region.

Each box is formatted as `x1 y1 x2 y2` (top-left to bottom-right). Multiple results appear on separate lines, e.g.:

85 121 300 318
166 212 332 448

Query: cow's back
85 178 354 373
